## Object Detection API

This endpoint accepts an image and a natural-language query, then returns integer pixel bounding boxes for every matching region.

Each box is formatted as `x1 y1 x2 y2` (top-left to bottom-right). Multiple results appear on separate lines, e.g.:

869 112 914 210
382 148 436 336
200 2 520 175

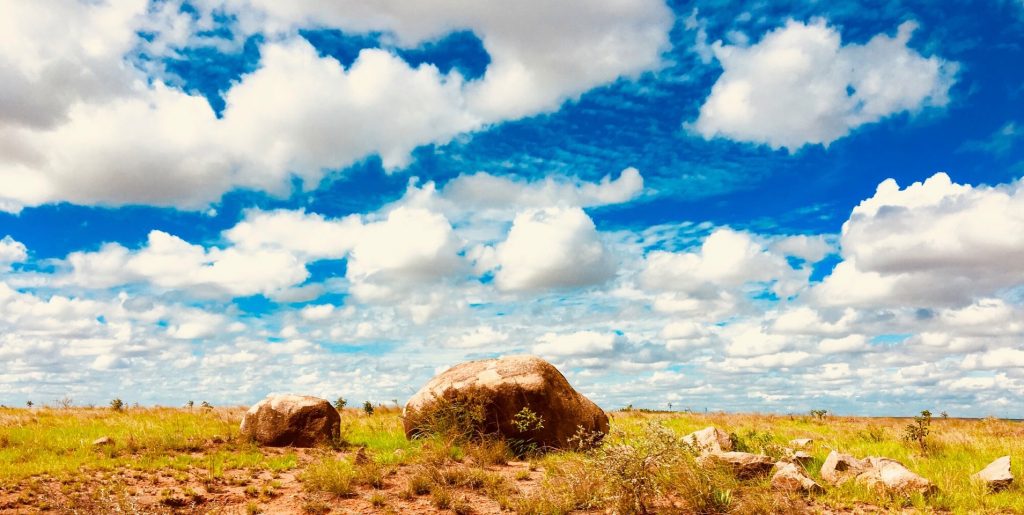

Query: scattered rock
789 438 813 448
403 355 609 449
821 450 935 494
821 450 869 485
772 461 824 494
789 450 813 465
91 436 113 446
683 426 733 454
240 394 340 447
861 457 936 495
973 456 1013 492
699 451 775 479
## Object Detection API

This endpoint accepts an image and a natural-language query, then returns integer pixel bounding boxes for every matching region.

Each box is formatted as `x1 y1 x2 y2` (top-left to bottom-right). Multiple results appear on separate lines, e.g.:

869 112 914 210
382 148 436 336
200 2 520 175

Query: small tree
903 410 932 453
110 398 124 412
362 401 374 415
940 410 949 419
810 409 828 420
200 401 213 410
26 400 33 408
185 400 194 410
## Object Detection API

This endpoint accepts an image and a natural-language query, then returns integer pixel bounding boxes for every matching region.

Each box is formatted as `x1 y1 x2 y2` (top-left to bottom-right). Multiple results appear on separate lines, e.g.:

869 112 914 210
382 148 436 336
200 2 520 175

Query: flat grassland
0 407 1021 514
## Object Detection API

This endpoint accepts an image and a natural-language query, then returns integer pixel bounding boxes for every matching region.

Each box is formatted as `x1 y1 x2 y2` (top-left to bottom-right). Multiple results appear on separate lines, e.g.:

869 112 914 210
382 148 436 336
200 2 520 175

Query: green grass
0 406 297 484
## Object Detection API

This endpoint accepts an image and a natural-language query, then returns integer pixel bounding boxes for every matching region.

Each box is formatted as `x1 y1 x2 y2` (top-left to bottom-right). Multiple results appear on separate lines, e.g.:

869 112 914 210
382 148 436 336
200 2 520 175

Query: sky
1 0 1023 417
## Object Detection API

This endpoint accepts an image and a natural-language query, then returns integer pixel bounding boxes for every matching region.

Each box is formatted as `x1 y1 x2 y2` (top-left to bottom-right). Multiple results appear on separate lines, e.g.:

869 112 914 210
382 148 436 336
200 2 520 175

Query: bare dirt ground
0 447 548 514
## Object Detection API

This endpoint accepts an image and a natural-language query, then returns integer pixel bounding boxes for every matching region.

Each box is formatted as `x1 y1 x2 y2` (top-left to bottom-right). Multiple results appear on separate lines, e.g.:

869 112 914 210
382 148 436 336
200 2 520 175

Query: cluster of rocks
820 450 935 494
683 427 823 493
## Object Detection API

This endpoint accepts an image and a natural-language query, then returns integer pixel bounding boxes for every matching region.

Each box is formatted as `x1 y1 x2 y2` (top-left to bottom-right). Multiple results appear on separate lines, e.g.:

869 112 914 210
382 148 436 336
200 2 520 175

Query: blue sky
1 0 1023 416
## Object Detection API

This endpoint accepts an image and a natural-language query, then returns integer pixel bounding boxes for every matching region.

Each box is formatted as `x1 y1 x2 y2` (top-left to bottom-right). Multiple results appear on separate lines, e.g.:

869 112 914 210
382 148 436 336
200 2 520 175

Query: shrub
731 429 786 459
903 410 932 453
300 458 355 497
354 459 388 489
596 423 683 514
362 401 374 416
810 409 828 420
334 397 347 410
110 398 124 412
404 387 492 442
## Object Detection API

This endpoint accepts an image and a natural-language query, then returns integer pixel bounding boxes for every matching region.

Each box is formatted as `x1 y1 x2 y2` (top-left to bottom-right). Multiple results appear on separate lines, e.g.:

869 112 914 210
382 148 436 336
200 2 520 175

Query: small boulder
92 436 113 446
789 450 813 465
683 426 733 454
403 355 609 449
699 451 775 479
821 450 868 485
973 456 1013 492
240 394 340 447
789 438 813 448
861 457 936 495
772 461 824 494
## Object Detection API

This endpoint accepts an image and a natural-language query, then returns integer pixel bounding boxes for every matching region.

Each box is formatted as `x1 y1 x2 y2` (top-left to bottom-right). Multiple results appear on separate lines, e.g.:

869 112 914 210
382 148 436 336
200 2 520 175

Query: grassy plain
0 406 1020 513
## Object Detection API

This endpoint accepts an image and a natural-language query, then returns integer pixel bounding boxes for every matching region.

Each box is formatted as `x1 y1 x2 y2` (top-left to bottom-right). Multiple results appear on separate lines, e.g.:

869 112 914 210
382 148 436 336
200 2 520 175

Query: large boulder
403 355 609 449
772 461 824 494
821 450 935 495
973 456 1013 492
683 426 733 454
241 394 340 447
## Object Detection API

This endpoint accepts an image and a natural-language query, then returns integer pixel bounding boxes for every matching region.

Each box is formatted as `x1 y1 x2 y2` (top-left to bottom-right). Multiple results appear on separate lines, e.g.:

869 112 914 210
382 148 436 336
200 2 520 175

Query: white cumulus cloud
692 19 956 150
493 207 615 291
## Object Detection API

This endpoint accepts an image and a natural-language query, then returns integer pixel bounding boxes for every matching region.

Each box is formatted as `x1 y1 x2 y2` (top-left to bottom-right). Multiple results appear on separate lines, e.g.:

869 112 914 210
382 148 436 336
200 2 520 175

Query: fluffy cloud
0 0 670 212
63 231 308 298
493 207 615 291
346 207 466 301
640 228 809 298
199 0 672 121
442 168 644 213
0 236 27 270
692 20 956 150
815 173 1024 307
533 331 622 357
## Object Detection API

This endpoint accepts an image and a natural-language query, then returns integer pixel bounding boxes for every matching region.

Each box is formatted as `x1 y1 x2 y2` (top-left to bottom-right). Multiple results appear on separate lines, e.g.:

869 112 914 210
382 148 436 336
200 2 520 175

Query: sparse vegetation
0 406 1021 513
